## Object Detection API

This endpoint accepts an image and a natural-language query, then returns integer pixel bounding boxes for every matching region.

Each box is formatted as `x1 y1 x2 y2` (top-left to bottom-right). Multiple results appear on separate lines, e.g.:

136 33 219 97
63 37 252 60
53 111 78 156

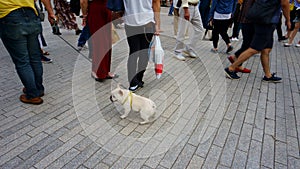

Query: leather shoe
20 94 43 105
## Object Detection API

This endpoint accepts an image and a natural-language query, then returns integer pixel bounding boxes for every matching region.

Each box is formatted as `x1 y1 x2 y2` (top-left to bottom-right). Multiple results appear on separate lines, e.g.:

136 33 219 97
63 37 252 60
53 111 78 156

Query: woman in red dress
81 0 117 81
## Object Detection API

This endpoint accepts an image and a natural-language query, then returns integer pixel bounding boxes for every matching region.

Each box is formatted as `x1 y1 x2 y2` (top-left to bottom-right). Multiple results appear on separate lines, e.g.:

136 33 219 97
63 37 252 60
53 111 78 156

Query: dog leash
122 91 133 109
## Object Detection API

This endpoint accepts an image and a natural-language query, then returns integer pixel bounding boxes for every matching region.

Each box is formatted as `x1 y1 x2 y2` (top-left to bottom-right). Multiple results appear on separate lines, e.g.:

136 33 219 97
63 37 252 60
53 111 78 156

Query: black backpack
246 0 280 24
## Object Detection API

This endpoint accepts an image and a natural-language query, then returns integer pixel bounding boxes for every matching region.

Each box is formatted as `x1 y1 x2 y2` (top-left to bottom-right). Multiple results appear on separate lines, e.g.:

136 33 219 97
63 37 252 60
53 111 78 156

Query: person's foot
224 67 240 79
231 37 239 41
227 56 251 73
262 73 282 83
75 29 82 35
174 51 186 61
226 45 234 53
129 81 143 92
20 94 43 105
41 55 53 63
183 48 197 58
284 43 292 47
295 43 300 48
211 48 218 53
278 36 288 42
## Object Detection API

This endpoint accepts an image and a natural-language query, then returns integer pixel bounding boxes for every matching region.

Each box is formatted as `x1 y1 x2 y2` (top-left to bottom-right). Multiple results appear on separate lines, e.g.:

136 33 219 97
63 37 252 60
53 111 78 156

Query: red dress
88 0 112 79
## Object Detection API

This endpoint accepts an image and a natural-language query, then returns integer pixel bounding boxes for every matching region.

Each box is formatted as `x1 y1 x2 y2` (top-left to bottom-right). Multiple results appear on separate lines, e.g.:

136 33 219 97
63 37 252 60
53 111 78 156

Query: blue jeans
77 24 90 47
0 8 44 98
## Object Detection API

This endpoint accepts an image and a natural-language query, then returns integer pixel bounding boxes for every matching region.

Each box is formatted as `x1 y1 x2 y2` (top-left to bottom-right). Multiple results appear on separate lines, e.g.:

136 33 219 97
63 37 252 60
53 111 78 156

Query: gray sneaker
174 51 186 61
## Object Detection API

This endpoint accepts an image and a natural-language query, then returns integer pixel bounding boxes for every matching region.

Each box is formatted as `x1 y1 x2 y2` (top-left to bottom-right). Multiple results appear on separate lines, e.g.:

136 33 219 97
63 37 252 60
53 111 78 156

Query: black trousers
125 23 154 86
212 19 231 48
235 23 255 57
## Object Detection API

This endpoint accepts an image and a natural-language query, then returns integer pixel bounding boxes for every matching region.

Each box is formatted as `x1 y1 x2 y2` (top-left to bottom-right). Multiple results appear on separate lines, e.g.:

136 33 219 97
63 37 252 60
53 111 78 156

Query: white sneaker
183 49 197 58
295 43 300 48
231 37 239 41
174 51 186 61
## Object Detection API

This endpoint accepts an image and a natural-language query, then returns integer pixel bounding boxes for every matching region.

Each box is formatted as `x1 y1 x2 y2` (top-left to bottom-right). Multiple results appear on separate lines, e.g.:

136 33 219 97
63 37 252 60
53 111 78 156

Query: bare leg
260 48 272 78
228 48 259 71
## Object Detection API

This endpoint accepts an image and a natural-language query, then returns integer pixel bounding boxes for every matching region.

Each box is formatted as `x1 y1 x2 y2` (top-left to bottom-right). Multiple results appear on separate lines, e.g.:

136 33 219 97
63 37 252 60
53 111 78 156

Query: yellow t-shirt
0 0 37 18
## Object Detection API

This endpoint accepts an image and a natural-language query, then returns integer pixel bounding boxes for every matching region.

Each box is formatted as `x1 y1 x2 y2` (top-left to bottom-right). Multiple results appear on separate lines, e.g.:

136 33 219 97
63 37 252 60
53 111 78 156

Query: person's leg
286 22 300 45
173 8 179 36
276 13 284 40
228 48 258 71
218 19 232 47
1 9 43 99
175 7 189 51
136 24 154 83
78 24 90 47
188 6 204 52
212 19 221 50
235 23 255 57
168 3 174 15
260 48 272 78
125 25 141 87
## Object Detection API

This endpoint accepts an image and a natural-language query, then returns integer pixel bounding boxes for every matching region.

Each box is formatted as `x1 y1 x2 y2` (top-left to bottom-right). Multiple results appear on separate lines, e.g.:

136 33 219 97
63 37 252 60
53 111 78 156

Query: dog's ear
118 89 123 96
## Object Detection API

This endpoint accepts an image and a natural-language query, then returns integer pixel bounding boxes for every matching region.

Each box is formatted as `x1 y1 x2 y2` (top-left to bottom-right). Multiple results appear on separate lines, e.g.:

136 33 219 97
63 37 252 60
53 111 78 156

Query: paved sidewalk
1 10 300 169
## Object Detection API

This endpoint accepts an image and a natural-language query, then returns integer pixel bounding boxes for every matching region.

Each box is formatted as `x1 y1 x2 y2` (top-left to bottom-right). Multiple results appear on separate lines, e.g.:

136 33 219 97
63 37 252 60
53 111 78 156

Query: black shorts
250 24 276 51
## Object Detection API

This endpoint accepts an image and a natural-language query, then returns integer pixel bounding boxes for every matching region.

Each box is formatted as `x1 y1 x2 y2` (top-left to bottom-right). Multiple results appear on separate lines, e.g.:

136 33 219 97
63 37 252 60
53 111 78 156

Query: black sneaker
41 55 53 63
224 67 240 79
262 73 282 83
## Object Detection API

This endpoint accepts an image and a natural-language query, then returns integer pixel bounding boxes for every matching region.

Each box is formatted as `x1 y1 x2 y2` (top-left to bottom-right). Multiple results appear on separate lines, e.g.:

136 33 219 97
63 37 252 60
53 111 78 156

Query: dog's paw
120 115 127 119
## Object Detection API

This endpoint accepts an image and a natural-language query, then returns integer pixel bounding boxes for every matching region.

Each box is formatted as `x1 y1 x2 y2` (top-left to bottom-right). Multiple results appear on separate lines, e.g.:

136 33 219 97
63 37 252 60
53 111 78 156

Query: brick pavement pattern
0 9 300 169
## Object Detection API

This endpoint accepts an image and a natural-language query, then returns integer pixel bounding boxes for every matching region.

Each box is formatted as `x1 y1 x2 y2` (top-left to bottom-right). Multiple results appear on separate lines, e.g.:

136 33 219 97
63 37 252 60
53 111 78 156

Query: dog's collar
122 91 133 108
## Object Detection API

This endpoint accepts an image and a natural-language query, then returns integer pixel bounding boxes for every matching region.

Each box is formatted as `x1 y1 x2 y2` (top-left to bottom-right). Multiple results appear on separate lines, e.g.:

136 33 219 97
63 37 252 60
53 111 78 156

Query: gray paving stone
45 148 80 169
15 139 64 169
201 145 222 169
144 154 165 169
275 141 287 166
287 136 300 158
275 162 287 169
101 153 121 167
285 113 298 137
126 158 148 169
237 123 252 152
232 150 247 169
213 119 231 147
186 155 204 169
288 156 300 169
0 124 34 147
195 126 217 158
62 142 101 169
275 116 287 142
244 109 256 124
265 118 275 136
230 111 245 135
94 162 110 169
254 108 265 130
0 156 24 169
171 144 196 169
34 134 84 168
261 134 275 168
83 148 109 168
219 133 239 167
252 127 264 142
247 140 262 167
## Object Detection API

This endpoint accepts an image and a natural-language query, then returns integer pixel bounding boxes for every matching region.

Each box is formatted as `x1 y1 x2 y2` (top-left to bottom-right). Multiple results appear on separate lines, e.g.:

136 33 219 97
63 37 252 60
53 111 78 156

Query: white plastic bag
148 35 164 79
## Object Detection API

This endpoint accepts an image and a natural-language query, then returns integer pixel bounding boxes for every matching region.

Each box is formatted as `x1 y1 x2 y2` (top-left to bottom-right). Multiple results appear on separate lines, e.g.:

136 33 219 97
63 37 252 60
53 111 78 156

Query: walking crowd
0 0 300 104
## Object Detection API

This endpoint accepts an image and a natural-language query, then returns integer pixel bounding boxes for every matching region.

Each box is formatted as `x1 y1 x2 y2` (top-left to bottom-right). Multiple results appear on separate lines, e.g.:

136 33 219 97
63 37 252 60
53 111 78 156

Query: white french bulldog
110 84 157 124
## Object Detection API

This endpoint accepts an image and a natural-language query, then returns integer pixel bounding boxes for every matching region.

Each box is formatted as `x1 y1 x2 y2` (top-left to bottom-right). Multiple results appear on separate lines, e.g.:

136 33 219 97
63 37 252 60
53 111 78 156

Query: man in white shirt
174 0 204 61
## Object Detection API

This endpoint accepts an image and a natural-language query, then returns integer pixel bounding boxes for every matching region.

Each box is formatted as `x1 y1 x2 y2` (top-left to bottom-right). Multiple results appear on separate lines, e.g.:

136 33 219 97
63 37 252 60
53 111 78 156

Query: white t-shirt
213 11 231 20
123 0 155 26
